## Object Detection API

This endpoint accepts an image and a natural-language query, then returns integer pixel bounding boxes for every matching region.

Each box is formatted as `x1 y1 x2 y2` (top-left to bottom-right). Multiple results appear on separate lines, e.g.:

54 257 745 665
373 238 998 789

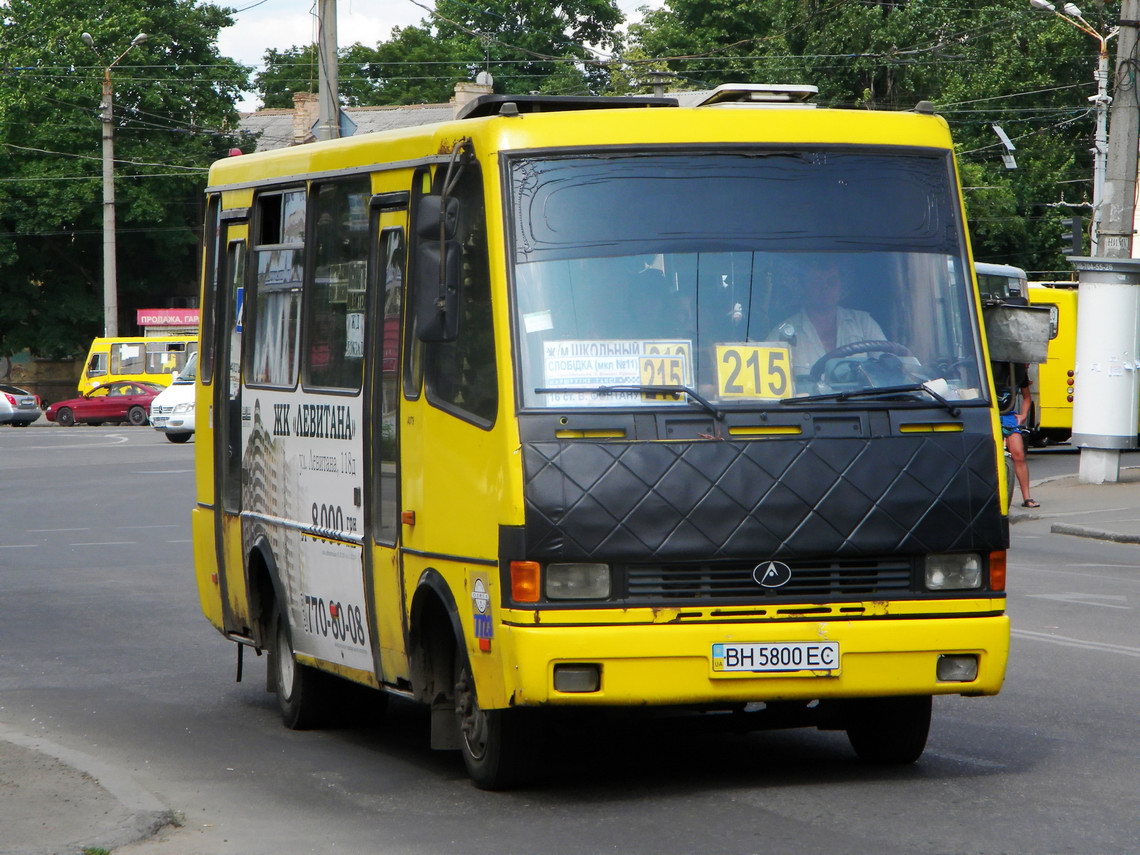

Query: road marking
136 469 193 474
1 436 131 450
1030 507 1132 518
0 544 35 549
1026 592 1130 609
29 528 90 533
1011 628 1140 657
118 525 180 530
69 541 137 546
923 749 1006 769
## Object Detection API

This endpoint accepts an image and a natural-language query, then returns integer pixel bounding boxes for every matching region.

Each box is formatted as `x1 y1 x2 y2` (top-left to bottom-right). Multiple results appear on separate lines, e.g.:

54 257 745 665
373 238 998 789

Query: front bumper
489 611 1009 708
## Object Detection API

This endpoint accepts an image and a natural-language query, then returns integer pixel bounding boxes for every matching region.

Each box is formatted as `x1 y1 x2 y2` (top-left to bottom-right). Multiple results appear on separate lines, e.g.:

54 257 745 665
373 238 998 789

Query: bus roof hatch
690 83 818 108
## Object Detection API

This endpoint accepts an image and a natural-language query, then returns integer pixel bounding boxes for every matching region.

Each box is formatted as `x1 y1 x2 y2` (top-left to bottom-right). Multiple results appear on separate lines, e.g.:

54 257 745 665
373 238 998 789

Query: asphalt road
0 426 1136 854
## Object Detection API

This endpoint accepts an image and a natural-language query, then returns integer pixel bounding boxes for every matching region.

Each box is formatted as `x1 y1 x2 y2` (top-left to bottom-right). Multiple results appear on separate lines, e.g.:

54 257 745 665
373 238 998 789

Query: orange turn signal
988 550 1006 592
510 561 541 603
401 510 416 526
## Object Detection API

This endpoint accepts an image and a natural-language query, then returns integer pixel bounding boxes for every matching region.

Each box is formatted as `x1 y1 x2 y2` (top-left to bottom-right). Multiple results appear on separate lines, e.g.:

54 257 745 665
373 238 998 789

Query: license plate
712 642 840 674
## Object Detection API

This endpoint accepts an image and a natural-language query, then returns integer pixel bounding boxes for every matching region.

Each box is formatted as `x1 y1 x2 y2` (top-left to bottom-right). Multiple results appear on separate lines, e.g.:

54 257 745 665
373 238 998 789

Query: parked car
45 381 163 427
150 352 196 443
0 383 43 426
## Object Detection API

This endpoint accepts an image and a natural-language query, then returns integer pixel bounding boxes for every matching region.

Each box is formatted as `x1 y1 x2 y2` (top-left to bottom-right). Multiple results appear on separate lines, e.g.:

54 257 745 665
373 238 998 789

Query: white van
149 352 196 443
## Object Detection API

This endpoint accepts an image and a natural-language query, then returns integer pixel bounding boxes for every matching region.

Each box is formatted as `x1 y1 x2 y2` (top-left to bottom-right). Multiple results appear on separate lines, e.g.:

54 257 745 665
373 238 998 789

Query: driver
767 259 886 379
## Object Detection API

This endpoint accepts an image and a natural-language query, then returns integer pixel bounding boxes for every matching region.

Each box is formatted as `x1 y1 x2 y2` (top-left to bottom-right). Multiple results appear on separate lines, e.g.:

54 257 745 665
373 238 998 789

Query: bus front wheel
454 649 535 790
270 603 328 730
845 695 931 764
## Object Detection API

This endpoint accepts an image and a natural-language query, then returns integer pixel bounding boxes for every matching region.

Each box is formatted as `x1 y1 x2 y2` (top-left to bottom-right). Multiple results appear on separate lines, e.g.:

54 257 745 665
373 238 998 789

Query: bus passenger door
363 198 409 684
213 221 250 635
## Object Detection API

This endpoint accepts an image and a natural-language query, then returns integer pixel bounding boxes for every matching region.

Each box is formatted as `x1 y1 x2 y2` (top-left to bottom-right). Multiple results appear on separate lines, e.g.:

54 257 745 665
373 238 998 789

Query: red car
46 381 164 427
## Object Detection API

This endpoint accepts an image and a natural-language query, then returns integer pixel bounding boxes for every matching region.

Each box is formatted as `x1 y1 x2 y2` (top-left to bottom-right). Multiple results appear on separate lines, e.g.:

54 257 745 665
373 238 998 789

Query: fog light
937 654 979 682
553 664 600 693
926 553 982 590
545 563 611 600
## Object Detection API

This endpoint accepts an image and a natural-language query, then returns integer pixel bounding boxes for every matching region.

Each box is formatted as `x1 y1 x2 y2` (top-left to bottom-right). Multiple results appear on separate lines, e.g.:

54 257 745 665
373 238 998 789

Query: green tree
0 0 250 358
627 0 1112 274
254 0 626 108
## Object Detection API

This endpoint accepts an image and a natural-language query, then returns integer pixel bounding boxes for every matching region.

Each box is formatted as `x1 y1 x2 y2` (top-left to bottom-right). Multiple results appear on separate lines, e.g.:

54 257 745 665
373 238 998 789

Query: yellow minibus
78 335 198 394
193 85 1010 789
1027 282 1078 444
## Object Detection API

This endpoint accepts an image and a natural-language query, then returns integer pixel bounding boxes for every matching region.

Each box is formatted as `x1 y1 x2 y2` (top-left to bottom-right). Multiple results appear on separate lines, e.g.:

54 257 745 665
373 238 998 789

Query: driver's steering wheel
808 340 914 382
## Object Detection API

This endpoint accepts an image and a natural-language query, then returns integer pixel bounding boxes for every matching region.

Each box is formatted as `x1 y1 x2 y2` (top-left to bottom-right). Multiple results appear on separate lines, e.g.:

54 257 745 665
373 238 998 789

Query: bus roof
974 262 1028 280
207 90 955 194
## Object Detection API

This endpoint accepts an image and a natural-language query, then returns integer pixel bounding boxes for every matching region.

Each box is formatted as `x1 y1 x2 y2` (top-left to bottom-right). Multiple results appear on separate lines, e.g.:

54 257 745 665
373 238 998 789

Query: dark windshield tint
512 151 958 263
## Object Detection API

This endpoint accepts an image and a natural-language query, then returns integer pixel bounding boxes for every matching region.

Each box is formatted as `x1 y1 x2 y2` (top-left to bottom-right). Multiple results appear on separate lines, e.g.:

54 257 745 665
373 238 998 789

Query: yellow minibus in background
193 84 1010 789
1026 282 1078 444
79 335 198 394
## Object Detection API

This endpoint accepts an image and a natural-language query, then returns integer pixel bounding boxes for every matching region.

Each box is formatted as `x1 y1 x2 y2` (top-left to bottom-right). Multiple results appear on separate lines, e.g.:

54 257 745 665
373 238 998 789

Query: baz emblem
753 561 792 588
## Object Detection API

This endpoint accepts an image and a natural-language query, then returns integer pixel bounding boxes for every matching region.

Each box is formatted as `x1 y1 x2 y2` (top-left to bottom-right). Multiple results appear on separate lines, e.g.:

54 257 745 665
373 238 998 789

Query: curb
1050 522 1140 544
0 723 175 854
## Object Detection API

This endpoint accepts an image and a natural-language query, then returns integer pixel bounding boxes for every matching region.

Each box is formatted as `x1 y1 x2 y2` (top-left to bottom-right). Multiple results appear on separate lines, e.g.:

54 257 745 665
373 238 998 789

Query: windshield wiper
534 385 724 420
780 382 961 417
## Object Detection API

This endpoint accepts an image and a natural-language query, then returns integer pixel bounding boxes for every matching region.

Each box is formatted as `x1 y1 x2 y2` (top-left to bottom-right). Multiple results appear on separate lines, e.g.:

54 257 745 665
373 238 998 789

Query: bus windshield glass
509 150 985 410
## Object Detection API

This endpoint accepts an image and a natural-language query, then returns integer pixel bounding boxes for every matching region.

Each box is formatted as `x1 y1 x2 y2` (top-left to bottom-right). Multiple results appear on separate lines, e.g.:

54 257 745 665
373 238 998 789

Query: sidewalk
1010 465 1140 542
2 470 1138 854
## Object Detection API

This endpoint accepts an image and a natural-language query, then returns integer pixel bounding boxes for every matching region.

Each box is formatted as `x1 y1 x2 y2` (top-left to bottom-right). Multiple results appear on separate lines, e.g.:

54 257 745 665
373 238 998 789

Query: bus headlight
545 563 611 600
925 553 982 590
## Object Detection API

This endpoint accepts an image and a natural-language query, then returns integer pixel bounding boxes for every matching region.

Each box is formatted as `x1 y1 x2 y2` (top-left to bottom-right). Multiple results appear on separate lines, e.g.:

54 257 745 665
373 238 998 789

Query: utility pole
82 31 148 337
314 0 341 141
1070 0 1140 483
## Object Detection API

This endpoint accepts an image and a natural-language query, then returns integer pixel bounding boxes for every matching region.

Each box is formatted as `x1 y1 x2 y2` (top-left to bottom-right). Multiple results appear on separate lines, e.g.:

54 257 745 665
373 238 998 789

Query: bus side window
424 164 497 425
88 353 107 377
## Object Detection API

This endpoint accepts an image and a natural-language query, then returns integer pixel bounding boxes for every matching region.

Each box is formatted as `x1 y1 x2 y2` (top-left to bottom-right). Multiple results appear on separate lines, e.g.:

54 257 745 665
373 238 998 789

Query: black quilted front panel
522 434 1006 561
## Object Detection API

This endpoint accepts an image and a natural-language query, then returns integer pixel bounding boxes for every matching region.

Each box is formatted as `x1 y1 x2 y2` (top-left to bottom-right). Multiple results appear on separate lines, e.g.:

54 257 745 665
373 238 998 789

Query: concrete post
1074 1 1140 483
314 0 340 141
99 70 118 337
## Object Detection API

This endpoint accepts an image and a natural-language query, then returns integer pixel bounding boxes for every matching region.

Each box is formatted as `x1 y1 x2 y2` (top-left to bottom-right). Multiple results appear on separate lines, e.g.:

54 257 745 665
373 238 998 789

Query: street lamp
81 31 148 337
1030 0 1117 254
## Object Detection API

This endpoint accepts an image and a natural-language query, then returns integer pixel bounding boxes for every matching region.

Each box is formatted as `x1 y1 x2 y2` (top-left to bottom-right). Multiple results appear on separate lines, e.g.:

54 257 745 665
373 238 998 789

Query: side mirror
413 194 462 342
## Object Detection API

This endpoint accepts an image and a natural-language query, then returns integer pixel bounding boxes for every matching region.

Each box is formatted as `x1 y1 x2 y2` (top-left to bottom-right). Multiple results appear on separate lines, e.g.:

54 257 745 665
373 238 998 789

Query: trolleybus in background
78 335 198 394
193 84 1011 789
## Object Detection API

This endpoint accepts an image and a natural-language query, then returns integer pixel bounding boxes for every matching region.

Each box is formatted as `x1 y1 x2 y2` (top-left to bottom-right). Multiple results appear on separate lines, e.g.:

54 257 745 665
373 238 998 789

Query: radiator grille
624 557 916 603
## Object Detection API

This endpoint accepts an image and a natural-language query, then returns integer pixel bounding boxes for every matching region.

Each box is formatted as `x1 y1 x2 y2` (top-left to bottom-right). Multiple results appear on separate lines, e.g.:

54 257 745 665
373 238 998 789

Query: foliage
627 0 1115 274
254 0 625 107
0 0 251 358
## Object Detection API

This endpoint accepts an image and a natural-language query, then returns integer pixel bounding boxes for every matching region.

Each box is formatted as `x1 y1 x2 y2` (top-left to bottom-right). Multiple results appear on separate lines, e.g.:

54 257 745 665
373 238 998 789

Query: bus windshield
509 150 986 410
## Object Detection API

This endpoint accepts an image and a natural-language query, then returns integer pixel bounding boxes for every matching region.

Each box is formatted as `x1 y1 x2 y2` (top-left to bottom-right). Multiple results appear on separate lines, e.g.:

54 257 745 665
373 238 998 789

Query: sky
205 0 652 110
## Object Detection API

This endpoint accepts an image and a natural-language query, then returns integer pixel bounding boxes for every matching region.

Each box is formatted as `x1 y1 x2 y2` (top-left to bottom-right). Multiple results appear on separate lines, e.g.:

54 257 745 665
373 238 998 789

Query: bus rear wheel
454 649 535 790
845 695 932 764
270 603 329 730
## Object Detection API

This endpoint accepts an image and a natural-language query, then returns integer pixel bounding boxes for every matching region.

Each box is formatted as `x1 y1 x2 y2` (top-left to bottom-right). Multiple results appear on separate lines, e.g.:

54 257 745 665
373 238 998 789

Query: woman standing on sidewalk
998 362 1038 508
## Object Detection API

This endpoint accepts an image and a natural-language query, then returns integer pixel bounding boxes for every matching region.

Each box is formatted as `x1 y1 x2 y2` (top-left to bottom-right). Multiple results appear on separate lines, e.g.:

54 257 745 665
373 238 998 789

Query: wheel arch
246 533 283 649
408 568 465 705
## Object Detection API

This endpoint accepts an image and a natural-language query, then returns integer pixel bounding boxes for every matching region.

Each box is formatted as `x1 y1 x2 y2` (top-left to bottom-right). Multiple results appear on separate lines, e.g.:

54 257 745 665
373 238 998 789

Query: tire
845 695 932 765
454 647 535 789
55 408 75 427
166 432 192 444
270 603 330 730
127 406 148 426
